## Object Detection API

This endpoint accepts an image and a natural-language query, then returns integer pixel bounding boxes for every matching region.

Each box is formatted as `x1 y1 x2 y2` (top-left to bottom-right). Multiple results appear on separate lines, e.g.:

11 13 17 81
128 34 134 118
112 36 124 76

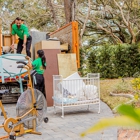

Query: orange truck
50 21 80 68
0 19 2 55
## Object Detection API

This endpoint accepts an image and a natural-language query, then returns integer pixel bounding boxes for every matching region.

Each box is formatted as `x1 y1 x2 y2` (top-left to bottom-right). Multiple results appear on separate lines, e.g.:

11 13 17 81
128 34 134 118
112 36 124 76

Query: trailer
0 54 28 103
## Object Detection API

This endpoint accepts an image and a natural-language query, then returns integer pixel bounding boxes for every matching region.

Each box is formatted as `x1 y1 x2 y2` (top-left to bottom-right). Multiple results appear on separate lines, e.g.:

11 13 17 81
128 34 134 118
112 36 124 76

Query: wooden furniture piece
43 49 61 107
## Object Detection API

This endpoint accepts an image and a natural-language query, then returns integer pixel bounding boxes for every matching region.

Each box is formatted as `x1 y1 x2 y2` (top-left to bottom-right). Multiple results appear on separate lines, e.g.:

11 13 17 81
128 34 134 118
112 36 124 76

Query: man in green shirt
11 17 32 57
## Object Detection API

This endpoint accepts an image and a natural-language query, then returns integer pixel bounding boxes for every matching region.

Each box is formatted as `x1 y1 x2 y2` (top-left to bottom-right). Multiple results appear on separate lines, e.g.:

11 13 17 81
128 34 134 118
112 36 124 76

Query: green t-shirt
11 24 30 40
32 58 46 74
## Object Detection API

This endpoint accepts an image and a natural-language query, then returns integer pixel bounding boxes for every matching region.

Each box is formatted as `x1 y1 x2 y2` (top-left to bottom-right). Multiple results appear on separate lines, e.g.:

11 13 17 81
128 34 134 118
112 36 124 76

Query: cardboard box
34 40 60 58
57 54 77 78
60 43 68 51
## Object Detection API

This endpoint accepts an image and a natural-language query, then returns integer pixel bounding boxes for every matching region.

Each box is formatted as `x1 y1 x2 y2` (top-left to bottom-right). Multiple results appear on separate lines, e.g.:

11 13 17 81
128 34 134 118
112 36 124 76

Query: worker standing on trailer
32 50 46 98
11 17 32 57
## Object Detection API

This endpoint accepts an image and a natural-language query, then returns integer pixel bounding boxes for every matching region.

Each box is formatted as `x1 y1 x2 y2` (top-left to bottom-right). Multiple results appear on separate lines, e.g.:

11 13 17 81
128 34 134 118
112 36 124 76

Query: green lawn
100 78 134 110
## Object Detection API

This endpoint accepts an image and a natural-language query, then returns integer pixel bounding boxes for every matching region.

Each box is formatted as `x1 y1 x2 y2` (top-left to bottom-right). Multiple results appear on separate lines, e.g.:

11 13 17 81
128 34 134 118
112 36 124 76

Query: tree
64 0 75 23
77 0 140 45
1 0 140 46
0 0 66 33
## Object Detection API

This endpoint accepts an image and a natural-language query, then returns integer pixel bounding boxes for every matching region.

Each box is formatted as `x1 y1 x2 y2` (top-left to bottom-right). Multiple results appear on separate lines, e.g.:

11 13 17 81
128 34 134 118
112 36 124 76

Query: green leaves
81 104 140 137
117 104 140 123
88 44 140 78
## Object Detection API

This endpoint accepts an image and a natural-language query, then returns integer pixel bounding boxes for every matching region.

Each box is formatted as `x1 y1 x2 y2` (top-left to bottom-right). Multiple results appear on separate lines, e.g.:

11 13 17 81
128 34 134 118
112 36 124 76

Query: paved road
0 101 117 140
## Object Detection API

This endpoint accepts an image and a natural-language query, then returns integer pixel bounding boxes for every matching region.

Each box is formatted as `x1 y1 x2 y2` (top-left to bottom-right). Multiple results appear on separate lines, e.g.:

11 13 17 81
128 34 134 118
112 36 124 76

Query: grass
100 78 134 110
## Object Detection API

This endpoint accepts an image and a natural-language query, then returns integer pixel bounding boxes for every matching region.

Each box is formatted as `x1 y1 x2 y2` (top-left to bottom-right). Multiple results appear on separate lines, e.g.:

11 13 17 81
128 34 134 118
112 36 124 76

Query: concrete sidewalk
0 101 117 140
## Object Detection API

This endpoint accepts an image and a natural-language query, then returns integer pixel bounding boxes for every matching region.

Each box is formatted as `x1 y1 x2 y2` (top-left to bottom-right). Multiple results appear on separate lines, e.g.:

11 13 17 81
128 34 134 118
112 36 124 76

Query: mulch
118 129 140 140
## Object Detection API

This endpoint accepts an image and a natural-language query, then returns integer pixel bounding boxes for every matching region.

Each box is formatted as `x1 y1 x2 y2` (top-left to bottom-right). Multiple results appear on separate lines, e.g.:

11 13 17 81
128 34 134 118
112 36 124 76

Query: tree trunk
64 0 74 24
47 0 60 29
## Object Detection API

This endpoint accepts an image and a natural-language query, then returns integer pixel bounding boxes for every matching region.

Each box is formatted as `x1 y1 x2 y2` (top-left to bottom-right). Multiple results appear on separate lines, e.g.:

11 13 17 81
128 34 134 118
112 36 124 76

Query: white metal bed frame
53 73 100 118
